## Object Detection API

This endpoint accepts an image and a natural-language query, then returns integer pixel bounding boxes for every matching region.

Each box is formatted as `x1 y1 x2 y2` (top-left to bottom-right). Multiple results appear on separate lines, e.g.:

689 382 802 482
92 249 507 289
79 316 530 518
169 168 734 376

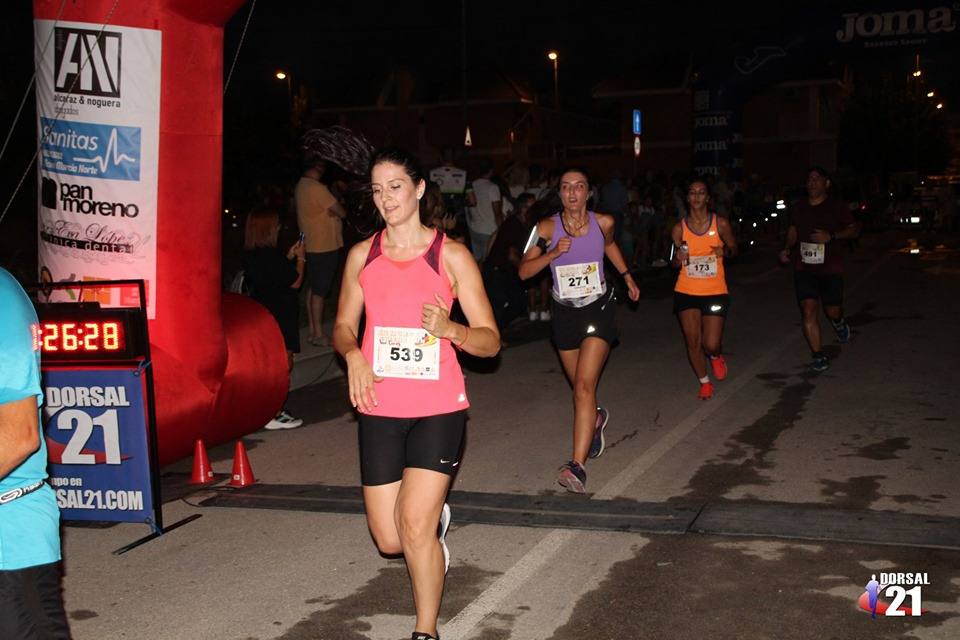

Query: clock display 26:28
34 320 126 354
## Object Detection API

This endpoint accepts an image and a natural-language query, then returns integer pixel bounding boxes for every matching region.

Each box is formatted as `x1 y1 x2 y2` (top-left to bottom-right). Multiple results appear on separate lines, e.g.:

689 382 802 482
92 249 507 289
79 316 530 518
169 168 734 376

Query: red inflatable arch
33 0 288 465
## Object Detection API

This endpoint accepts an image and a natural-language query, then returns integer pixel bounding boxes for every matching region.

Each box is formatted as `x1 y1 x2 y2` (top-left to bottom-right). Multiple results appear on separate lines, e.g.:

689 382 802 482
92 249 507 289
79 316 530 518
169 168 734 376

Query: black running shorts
794 271 844 307
358 410 467 486
550 289 618 351
306 249 341 296
673 292 730 317
0 562 71 640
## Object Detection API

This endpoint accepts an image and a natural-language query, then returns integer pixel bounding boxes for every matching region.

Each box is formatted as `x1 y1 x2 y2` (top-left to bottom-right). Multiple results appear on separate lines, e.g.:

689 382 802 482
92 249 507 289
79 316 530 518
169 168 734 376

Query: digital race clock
34 305 143 362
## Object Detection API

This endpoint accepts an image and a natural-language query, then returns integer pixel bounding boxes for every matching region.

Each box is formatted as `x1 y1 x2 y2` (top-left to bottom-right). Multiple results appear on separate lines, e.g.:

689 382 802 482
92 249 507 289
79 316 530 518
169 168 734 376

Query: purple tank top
549 212 606 301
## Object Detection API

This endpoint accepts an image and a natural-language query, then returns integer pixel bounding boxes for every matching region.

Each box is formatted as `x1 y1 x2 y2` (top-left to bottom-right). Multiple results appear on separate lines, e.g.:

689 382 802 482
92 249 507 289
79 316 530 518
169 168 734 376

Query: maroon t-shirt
790 197 856 274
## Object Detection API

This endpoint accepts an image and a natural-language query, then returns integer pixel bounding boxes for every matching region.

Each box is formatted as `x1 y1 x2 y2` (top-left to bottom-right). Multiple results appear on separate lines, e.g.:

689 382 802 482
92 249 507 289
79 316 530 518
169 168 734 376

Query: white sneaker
539 310 551 322
528 311 538 322
438 503 451 574
264 409 303 430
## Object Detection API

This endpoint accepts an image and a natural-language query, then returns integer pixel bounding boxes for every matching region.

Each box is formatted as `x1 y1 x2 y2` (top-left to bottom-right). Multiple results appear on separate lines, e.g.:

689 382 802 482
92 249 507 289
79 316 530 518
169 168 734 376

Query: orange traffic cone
189 439 214 485
228 441 256 487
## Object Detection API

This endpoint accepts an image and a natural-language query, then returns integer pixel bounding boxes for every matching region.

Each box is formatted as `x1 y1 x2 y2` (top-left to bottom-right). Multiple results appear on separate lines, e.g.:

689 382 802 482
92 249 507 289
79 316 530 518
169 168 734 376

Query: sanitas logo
40 177 139 218
836 7 956 43
40 118 140 181
54 27 121 98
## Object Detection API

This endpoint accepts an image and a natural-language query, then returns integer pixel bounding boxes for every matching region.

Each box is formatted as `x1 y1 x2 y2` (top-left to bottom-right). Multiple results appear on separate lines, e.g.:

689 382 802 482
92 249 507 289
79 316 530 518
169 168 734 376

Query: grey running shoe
264 409 303 430
588 406 609 458
557 460 587 494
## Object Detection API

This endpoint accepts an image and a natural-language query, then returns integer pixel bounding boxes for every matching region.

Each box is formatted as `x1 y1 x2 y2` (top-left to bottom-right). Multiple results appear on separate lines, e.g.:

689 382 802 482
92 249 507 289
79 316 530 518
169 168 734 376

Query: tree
839 74 951 180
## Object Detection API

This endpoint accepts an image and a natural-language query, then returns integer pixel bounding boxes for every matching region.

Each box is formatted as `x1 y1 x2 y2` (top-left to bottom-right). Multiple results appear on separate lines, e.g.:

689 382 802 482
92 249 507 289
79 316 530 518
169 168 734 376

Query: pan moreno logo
40 118 140 181
40 177 140 218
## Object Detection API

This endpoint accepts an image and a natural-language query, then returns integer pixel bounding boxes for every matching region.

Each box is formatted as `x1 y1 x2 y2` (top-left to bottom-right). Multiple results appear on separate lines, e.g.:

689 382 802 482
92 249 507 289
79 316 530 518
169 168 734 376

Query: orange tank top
359 229 469 417
674 214 728 296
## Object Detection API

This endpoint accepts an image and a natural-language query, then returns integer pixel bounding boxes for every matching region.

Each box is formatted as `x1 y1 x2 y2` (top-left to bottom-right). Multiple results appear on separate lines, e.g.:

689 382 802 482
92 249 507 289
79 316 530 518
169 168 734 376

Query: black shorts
306 250 341 296
358 410 467 486
550 289 618 351
673 292 730 317
794 271 844 307
0 562 70 640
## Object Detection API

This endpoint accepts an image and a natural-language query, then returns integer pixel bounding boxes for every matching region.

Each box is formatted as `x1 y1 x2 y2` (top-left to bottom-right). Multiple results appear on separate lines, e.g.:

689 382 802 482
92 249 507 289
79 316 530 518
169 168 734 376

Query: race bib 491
800 242 825 264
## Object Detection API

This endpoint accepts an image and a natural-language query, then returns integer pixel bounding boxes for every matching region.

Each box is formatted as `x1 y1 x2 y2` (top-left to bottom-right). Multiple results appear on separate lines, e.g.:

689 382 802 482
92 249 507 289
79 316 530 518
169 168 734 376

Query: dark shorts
0 562 70 640
550 288 618 351
306 250 341 296
794 271 844 307
673 292 730 317
358 410 467 486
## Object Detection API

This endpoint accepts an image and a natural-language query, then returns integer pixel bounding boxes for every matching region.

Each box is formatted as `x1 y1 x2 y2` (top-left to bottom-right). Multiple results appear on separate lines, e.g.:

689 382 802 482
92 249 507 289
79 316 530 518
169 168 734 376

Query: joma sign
836 6 956 43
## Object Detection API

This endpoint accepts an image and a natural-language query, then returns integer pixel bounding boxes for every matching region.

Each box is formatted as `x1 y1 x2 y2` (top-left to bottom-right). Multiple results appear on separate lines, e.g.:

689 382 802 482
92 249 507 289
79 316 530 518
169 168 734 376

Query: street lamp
275 70 291 104
936 103 944 110
547 50 559 109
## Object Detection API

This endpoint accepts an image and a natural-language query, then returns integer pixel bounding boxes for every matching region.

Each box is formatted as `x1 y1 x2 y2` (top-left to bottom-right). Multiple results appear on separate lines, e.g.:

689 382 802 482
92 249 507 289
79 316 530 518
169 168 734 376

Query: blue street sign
632 109 642 136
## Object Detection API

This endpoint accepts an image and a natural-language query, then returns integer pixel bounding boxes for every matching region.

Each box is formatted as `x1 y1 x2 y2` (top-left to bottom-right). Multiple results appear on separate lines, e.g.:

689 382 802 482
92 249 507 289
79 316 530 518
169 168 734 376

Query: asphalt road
59 230 960 640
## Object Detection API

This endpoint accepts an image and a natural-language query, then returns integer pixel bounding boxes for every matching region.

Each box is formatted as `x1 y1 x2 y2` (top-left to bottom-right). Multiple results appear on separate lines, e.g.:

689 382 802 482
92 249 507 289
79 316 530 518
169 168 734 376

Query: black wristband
619 270 631 277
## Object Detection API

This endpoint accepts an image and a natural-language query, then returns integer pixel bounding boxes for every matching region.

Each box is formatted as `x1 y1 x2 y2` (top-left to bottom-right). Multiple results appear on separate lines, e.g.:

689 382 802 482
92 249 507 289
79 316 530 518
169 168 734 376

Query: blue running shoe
832 319 851 344
810 354 830 372
589 406 609 458
558 460 587 494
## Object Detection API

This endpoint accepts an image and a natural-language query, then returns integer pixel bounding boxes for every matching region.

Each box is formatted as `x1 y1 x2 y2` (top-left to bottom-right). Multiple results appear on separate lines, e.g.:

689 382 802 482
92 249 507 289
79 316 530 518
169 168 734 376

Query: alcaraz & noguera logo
40 118 140 181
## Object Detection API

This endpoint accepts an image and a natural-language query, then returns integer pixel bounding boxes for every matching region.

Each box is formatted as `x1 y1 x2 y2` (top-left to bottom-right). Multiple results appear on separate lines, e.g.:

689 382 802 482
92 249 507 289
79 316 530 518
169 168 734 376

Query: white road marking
442 252 891 639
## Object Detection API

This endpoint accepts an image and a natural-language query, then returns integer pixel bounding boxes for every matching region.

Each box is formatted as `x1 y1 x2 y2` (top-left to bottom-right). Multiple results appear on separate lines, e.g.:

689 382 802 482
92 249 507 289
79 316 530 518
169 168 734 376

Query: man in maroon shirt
779 167 860 372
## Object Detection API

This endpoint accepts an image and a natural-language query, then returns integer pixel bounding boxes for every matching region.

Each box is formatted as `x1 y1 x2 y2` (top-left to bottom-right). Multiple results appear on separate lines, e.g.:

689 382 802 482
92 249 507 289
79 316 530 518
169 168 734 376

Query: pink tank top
359 229 469 417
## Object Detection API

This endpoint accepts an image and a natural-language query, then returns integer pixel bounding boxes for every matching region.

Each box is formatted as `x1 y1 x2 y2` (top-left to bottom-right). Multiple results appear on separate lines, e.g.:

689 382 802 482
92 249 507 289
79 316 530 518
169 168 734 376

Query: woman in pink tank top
518 168 639 495
332 148 499 640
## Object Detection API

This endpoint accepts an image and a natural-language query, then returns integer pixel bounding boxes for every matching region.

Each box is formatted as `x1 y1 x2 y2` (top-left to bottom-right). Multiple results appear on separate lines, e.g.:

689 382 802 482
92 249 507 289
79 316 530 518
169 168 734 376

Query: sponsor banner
42 368 155 523
35 21 161 317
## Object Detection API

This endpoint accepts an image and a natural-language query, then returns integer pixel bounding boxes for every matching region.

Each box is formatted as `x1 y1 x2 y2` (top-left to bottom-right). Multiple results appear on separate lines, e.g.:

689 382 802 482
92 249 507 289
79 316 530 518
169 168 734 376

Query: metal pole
553 59 559 110
461 0 468 147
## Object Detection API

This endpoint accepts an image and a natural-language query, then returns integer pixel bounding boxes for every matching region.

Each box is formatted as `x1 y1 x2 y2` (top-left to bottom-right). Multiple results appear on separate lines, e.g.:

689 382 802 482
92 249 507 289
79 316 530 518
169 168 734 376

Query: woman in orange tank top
333 148 500 640
670 180 738 400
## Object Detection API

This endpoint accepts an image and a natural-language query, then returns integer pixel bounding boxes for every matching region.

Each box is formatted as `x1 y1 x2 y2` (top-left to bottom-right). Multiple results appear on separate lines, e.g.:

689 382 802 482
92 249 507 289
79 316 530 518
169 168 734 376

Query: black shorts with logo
673 292 730 317
358 410 467 486
550 288 618 351
794 271 844 307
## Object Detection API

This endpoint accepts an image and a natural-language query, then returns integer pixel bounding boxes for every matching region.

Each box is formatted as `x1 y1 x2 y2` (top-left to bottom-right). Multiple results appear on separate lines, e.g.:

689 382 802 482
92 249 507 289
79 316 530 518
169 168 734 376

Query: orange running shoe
698 381 714 400
709 355 728 381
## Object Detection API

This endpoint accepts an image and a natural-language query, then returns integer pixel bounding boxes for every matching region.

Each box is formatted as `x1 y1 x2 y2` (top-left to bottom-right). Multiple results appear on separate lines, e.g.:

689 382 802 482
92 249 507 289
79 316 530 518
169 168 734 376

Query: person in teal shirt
0 267 69 639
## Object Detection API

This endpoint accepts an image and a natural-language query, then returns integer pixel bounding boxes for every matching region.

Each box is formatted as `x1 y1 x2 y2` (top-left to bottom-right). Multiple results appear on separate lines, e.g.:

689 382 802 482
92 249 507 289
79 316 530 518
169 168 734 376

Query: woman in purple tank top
519 168 639 494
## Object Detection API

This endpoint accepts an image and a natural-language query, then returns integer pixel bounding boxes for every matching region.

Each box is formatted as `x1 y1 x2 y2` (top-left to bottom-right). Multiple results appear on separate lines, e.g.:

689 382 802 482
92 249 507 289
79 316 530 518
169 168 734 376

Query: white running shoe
539 310 551 322
528 310 538 322
264 409 303 430
438 503 451 574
